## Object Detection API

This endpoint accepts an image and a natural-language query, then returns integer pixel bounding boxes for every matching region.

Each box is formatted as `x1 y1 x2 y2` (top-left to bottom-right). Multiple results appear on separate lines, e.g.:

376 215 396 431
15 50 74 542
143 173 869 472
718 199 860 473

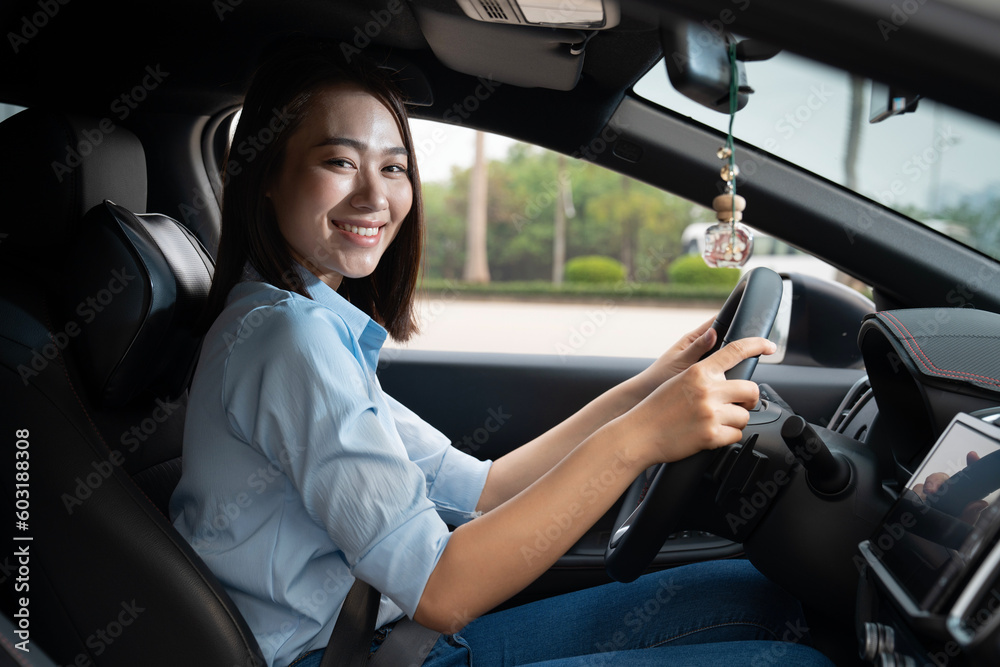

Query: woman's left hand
632 317 719 398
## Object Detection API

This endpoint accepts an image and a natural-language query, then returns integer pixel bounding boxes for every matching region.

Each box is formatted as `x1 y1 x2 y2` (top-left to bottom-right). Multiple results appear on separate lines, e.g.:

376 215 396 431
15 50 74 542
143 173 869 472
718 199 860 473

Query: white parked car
682 222 840 282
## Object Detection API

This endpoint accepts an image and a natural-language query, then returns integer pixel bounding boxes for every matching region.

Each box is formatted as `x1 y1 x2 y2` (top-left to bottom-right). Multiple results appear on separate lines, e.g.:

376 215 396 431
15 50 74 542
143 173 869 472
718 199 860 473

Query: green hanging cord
727 39 739 224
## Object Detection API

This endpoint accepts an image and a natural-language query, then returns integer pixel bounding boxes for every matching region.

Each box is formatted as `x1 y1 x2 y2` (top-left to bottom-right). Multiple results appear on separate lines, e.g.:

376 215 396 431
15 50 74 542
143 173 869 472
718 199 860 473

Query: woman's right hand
627 336 777 466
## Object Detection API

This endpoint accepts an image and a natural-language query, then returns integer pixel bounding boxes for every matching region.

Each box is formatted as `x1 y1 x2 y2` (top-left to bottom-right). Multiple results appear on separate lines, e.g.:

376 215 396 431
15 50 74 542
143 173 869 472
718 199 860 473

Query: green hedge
564 255 626 284
667 254 741 288
417 278 733 302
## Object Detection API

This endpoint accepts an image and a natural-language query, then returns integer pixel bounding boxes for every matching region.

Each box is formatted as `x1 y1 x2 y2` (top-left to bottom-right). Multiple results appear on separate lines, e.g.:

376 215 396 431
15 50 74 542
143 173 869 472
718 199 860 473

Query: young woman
170 43 834 667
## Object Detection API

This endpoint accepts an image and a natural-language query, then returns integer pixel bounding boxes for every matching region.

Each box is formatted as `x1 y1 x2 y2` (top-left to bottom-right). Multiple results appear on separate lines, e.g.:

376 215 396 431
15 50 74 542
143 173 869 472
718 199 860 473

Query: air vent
830 375 878 442
479 0 509 21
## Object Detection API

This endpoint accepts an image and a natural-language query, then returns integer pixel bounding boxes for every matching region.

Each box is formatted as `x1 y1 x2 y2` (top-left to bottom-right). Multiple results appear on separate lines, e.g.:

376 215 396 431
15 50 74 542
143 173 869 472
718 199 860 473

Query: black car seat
0 109 266 666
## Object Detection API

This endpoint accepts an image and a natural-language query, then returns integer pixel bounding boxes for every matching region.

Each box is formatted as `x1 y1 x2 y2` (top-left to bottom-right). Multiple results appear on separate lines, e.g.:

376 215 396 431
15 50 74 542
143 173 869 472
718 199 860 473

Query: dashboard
856 411 1000 666
826 307 1000 666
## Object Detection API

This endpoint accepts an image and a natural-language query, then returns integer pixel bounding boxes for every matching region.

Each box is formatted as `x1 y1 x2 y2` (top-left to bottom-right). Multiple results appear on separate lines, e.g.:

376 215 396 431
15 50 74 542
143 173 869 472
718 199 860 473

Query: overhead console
453 0 619 29
411 0 620 90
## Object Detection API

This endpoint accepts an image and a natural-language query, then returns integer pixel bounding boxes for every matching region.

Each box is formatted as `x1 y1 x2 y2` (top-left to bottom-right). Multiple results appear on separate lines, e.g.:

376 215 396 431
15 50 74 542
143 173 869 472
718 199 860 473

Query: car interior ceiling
3 1 1000 666
1 0 998 311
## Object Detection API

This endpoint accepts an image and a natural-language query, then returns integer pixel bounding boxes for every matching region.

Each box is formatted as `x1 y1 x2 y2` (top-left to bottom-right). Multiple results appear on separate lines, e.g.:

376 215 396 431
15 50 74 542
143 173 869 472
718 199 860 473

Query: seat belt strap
369 618 441 667
321 579 380 667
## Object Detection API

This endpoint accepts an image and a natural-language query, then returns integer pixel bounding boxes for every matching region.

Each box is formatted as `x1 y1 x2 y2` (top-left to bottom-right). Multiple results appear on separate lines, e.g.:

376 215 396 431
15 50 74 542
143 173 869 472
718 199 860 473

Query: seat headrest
65 201 213 407
0 109 147 247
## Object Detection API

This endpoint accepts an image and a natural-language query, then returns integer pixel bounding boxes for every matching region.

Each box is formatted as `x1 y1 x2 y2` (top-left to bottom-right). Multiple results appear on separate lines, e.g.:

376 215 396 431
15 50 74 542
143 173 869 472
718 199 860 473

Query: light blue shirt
170 267 492 667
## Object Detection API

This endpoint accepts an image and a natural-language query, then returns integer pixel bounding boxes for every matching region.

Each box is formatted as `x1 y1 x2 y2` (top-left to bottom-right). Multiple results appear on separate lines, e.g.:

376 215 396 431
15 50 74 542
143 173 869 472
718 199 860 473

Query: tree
419 135 709 283
421 180 465 279
463 131 490 283
551 154 571 284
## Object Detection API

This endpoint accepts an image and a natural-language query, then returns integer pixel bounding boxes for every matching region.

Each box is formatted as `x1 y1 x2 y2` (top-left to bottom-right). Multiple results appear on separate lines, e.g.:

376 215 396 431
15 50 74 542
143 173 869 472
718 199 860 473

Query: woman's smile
332 219 384 242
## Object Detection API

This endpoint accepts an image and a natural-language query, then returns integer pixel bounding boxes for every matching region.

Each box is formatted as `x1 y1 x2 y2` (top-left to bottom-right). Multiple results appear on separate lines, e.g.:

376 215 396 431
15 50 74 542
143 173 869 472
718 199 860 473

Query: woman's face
268 83 413 290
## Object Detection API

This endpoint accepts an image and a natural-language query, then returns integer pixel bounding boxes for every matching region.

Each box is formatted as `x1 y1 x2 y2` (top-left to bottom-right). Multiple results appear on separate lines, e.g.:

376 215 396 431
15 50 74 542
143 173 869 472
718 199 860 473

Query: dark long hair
202 41 423 340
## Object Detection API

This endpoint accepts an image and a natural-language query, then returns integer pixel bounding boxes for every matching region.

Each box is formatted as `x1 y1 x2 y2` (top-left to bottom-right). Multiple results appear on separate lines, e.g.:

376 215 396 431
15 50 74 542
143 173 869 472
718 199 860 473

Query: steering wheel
605 266 784 582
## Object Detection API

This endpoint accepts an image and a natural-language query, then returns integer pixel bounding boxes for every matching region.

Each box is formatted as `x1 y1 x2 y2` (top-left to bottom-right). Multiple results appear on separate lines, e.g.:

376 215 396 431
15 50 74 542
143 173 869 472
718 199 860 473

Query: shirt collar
238 262 388 354
302 267 386 342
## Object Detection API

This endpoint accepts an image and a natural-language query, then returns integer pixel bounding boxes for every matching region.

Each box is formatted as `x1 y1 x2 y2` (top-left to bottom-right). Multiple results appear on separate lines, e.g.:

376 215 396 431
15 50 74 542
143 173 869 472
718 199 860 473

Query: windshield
634 52 1000 261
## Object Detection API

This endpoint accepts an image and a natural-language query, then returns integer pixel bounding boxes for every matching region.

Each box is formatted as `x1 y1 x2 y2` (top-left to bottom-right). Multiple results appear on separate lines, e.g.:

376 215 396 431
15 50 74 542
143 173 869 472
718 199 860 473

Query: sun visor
414 6 586 90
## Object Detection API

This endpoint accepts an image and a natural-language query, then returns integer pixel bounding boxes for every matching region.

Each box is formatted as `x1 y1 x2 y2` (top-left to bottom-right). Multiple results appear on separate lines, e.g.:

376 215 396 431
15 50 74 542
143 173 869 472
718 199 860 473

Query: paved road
384 298 720 359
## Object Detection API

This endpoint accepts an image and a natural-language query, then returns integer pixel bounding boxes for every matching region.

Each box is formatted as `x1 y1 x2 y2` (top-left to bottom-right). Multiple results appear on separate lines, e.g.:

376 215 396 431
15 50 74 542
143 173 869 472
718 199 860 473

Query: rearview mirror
659 20 749 114
868 81 920 123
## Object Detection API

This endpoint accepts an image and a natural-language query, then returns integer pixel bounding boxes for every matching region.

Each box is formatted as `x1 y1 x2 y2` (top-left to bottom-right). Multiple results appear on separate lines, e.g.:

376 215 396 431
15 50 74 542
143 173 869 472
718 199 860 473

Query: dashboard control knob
861 622 895 662
877 653 915 667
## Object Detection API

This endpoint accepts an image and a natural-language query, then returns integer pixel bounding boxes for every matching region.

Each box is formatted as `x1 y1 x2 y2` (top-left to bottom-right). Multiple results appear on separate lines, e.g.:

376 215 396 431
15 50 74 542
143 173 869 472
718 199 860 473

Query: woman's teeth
336 222 379 237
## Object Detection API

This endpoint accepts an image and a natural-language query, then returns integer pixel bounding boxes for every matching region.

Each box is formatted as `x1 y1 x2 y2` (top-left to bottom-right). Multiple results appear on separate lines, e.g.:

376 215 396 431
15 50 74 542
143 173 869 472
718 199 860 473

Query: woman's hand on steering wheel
631 318 719 398
629 336 777 466
606 267 784 583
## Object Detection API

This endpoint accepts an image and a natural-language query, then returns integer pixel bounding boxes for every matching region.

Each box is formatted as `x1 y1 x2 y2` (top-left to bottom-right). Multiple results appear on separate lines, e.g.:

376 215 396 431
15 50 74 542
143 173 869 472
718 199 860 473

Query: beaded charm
702 42 754 269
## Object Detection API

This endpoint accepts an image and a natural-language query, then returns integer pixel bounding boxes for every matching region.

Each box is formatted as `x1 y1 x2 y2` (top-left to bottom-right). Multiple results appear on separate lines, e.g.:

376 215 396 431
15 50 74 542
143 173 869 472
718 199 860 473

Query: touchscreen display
870 415 1000 612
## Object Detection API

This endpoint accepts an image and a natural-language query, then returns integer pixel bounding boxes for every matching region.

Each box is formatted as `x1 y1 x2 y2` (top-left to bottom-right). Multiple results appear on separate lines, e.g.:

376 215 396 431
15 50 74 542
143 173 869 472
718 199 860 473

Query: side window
0 103 26 123
388 119 843 360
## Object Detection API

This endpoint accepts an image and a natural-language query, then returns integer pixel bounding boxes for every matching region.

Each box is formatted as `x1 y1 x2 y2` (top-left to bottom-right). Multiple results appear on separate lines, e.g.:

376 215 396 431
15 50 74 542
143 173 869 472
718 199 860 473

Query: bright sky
409 119 518 183
633 52 1000 216
410 53 1000 218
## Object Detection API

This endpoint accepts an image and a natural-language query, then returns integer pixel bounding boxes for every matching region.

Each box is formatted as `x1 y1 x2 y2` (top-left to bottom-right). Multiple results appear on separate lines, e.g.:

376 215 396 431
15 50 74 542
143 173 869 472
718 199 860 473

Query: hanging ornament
703 41 754 269
703 192 753 267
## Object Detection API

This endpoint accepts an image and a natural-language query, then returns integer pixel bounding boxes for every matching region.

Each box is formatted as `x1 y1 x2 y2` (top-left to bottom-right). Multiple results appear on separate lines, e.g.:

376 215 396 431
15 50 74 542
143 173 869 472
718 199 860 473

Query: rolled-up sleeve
223 301 456 618
386 394 492 526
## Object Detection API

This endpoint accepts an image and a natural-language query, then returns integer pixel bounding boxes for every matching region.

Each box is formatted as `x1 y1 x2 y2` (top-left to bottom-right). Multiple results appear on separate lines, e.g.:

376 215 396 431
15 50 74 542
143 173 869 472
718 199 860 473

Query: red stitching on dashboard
881 312 1000 388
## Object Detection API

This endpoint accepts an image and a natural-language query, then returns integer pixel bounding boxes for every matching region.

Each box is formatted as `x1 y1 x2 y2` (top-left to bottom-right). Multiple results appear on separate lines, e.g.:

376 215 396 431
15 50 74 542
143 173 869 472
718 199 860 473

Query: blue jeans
291 560 834 666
